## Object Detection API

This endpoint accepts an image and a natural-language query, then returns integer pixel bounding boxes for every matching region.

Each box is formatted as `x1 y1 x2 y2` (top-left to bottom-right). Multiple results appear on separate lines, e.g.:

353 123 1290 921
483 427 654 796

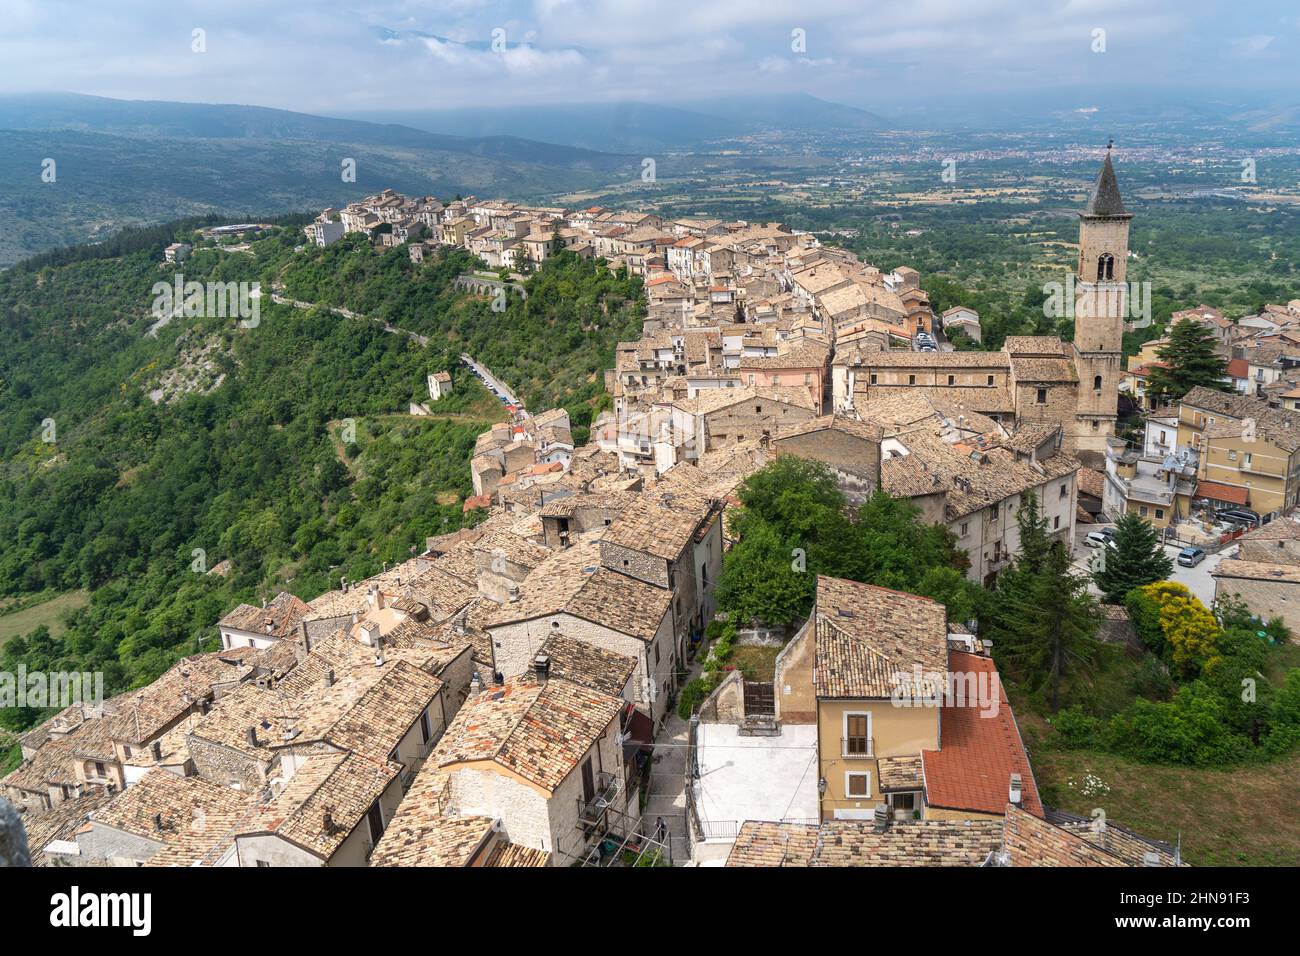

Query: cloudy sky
0 0 1296 114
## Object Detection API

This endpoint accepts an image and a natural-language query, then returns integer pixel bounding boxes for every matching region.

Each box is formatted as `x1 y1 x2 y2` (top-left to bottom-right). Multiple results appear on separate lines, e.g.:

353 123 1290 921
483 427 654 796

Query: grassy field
0 590 90 648
1028 745 1300 866
731 645 781 682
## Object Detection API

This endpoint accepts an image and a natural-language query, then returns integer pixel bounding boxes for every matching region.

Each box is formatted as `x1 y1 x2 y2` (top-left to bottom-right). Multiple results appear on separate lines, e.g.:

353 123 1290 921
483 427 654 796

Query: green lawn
0 590 90 648
1028 745 1300 866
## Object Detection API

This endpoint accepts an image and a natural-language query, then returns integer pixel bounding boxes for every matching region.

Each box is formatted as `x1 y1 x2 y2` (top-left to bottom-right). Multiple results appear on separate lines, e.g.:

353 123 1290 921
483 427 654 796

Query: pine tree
1146 319 1228 403
1001 541 1101 713
1092 511 1174 603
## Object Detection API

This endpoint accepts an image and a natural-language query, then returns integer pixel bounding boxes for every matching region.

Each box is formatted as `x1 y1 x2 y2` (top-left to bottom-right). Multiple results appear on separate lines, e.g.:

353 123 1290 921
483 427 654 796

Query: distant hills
0 93 638 265
332 93 888 153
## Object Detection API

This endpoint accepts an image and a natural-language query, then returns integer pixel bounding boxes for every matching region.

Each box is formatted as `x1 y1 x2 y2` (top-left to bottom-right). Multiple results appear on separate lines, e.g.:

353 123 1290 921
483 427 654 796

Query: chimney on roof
1009 773 1023 806
360 620 382 648
1142 851 1161 867
340 575 349 593
469 672 483 696
533 653 551 684
246 726 259 749
153 812 164 832
375 647 385 667
367 584 385 611
324 668 335 688
873 804 890 832
507 584 520 603
151 741 162 762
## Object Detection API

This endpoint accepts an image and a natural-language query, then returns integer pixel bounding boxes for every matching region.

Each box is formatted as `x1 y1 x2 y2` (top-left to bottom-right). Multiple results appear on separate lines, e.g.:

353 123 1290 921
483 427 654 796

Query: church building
831 149 1132 469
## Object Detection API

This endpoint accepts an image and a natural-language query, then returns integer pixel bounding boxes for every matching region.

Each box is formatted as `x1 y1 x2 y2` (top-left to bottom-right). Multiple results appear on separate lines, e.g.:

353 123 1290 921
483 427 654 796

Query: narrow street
641 708 691 866
269 292 430 346
1070 521 1234 607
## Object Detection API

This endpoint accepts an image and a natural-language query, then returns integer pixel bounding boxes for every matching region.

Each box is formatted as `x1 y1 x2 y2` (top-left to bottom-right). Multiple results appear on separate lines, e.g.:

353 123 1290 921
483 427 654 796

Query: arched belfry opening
1096 253 1115 281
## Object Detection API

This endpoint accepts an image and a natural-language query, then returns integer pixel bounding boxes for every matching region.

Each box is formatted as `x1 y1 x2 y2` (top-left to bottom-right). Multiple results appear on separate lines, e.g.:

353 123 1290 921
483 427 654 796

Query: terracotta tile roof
1193 480 1249 506
883 431 1079 522
218 591 310 638
726 821 819 866
90 768 254 843
106 651 253 744
812 576 948 699
603 489 718 561
921 652 1043 818
537 632 637 698
485 841 550 867
726 818 1004 866
431 675 622 793
1003 336 1067 357
372 813 495 866
145 800 257 867
488 538 670 642
1181 386 1300 452
240 750 399 861
1212 558 1300 584
815 819 1004 866
1001 804 1125 866
1044 808 1183 866
185 681 289 757
1076 466 1106 499
4 715 114 793
18 787 114 865
295 660 443 762
877 754 924 792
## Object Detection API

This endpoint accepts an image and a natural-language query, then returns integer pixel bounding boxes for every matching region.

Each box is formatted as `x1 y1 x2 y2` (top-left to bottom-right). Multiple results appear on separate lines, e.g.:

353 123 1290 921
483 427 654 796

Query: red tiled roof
921 652 1043 818
1225 358 1250 379
1194 480 1248 505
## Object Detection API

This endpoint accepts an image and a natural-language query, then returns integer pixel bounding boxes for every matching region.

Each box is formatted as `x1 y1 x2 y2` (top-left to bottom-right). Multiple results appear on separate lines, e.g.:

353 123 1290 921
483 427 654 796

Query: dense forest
0 222 643 740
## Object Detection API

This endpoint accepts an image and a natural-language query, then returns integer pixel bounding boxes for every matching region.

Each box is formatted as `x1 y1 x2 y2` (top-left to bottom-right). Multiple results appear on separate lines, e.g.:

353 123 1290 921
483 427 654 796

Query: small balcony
577 771 622 827
841 737 874 759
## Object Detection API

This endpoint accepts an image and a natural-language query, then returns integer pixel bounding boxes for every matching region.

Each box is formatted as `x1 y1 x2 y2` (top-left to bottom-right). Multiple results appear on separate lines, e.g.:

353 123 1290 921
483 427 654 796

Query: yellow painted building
1178 386 1300 517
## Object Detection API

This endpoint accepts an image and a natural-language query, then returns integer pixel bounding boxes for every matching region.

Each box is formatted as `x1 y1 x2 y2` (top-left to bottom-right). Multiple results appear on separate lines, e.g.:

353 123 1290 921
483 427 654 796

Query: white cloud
0 0 1292 112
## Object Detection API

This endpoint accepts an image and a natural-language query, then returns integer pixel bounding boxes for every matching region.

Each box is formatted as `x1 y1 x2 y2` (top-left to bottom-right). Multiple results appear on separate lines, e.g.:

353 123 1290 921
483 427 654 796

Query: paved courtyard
693 723 820 839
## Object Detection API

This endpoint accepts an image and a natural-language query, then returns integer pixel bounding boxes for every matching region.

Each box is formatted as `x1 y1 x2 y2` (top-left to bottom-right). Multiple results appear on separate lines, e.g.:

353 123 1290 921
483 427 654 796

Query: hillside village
8 152 1300 870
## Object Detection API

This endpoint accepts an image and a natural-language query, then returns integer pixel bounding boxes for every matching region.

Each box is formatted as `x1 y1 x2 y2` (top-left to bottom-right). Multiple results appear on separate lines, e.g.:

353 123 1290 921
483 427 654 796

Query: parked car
1100 527 1116 541
1084 531 1111 547
1217 508 1261 527
1177 546 1207 567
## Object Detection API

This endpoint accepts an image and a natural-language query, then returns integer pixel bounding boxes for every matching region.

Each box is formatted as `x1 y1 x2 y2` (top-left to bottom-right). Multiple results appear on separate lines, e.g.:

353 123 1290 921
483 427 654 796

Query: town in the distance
5 151 1300 872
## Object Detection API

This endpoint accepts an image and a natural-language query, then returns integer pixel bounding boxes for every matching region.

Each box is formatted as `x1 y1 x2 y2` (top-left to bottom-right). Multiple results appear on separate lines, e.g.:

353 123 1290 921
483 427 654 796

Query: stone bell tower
1071 144 1131 465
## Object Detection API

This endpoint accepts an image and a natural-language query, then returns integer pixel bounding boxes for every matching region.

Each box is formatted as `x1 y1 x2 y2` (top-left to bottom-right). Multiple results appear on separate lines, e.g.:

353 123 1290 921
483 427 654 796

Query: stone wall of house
489 612 676 722
1239 538 1300 567
774 620 816 724
77 822 164 864
600 541 670 589
698 670 744 725
187 735 270 792
772 428 881 500
1213 574 1300 638
704 400 815 449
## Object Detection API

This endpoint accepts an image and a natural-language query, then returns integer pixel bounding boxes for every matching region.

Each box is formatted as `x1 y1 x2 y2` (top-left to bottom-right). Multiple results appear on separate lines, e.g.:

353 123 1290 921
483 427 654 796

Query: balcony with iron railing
841 736 874 759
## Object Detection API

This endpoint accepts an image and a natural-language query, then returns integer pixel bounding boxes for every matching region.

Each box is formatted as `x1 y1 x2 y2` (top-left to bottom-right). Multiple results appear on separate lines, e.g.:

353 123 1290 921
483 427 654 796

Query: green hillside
0 222 643 732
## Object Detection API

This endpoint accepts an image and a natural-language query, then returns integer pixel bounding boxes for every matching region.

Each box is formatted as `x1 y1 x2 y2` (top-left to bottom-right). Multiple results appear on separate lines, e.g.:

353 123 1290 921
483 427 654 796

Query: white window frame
844 771 871 799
